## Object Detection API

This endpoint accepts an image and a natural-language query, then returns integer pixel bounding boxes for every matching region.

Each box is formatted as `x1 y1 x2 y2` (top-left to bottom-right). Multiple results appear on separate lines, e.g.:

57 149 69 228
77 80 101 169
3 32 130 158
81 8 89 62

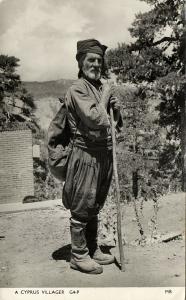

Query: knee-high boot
85 215 115 265
70 218 103 274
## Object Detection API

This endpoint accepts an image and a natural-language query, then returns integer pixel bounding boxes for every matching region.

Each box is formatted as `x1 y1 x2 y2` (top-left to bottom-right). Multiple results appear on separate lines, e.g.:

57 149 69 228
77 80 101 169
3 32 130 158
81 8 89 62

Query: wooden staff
110 106 125 272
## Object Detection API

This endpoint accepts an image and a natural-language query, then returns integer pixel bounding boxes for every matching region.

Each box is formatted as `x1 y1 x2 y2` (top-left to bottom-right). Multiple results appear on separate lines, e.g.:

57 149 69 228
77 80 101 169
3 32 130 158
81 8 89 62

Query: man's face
82 52 103 81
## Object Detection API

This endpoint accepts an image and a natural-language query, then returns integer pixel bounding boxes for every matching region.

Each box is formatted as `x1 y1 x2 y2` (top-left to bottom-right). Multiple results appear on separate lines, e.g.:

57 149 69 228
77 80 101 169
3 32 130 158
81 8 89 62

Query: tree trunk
182 4 186 191
181 96 186 192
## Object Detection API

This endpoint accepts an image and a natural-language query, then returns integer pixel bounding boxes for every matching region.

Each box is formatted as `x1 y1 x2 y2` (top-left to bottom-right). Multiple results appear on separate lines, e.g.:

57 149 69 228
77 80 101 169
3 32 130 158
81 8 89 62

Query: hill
23 79 74 130
23 79 74 99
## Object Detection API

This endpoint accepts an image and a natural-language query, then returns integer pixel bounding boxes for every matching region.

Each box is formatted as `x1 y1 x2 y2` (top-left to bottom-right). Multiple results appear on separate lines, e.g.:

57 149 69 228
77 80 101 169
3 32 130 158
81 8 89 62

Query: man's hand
110 95 121 112
101 82 121 114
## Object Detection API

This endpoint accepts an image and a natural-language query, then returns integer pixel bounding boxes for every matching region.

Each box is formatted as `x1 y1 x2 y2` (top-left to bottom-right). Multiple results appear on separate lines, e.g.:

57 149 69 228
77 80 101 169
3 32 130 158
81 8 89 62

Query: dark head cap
76 38 107 61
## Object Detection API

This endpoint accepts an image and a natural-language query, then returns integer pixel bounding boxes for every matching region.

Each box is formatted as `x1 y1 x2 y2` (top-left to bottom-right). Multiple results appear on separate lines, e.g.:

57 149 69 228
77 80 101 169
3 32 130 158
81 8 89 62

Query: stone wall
0 129 34 204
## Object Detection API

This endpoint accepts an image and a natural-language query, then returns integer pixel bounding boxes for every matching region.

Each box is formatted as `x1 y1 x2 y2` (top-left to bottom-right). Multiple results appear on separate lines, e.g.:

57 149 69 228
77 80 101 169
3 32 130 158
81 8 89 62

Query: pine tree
0 54 37 131
106 0 185 191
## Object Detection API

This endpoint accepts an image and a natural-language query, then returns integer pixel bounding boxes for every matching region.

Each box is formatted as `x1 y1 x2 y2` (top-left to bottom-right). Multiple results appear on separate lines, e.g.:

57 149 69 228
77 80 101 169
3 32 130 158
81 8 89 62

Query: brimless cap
76 38 107 61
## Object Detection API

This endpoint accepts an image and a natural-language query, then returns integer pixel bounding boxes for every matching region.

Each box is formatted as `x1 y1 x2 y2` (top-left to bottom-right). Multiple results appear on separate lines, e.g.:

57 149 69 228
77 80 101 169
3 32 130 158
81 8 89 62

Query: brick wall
0 129 34 204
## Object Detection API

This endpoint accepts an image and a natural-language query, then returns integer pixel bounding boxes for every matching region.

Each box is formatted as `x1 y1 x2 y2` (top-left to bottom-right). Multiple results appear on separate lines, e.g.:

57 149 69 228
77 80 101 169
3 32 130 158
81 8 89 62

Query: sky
0 0 149 81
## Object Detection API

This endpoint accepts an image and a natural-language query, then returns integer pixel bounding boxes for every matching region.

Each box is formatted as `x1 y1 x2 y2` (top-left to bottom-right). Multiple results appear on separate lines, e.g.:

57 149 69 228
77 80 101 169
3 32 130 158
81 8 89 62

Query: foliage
106 0 185 138
0 54 55 202
103 0 185 241
0 54 38 131
33 130 63 201
33 158 63 201
106 0 184 195
114 83 165 198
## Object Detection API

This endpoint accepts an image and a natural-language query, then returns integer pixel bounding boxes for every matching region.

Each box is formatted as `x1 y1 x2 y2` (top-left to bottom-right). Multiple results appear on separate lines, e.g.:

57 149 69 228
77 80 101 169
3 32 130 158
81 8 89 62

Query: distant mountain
23 78 74 99
23 79 74 130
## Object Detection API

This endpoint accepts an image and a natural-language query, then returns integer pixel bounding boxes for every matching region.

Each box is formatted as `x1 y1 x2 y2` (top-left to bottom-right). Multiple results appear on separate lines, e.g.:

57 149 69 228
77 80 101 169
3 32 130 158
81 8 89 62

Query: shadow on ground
52 244 71 262
52 244 117 265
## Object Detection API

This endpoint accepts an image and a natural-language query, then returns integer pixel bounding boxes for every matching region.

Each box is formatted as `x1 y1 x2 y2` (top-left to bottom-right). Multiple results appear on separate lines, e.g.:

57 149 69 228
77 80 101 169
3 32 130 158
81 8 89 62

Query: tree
106 0 185 190
0 54 37 131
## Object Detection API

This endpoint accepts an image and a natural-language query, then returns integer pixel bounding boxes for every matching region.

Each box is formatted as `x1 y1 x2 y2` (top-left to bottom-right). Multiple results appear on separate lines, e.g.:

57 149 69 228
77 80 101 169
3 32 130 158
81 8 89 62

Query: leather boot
70 218 103 274
85 215 115 265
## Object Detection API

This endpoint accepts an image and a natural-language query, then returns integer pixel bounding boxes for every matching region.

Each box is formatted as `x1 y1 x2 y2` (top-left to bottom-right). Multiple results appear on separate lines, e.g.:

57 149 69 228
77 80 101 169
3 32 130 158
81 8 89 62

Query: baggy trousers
62 146 113 222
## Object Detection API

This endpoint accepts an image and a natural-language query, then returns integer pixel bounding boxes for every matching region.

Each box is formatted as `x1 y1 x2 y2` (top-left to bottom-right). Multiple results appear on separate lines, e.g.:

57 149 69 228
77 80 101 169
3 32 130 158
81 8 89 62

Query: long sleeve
67 82 110 130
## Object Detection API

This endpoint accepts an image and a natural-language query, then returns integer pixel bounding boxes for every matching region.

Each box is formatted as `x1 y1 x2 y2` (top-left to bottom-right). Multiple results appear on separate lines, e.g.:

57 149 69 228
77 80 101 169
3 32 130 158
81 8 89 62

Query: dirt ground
0 193 185 287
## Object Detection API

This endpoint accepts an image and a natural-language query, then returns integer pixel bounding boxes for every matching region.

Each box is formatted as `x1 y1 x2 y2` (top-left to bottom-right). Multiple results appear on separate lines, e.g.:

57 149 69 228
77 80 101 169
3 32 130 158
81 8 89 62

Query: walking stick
110 107 125 271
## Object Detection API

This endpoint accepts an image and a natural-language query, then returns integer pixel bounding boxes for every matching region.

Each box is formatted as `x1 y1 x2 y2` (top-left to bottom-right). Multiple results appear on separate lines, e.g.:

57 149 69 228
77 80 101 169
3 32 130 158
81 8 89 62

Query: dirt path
0 193 185 287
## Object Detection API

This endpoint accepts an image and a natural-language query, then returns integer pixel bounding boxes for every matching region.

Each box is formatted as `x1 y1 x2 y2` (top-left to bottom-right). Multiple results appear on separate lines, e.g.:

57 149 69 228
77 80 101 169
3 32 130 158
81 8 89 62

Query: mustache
90 67 101 71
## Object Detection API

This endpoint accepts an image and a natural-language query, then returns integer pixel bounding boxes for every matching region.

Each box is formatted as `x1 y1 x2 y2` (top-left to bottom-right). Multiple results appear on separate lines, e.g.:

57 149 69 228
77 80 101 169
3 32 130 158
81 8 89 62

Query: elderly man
62 39 122 274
